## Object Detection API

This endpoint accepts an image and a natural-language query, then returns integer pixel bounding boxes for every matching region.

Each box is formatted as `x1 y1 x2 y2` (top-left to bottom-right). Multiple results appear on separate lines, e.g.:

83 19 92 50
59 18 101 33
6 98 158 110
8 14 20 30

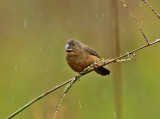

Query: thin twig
81 39 160 76
120 0 150 45
6 79 73 119
6 39 160 119
53 75 81 119
143 0 160 19
53 94 66 119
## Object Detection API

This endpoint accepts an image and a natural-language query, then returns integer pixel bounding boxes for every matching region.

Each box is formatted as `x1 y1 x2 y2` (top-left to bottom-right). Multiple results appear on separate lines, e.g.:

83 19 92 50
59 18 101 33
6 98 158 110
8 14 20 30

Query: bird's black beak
65 44 73 52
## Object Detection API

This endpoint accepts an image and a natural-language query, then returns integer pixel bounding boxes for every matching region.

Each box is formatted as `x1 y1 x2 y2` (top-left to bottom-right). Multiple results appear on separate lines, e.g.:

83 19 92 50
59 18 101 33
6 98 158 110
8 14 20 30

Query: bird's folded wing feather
85 47 100 58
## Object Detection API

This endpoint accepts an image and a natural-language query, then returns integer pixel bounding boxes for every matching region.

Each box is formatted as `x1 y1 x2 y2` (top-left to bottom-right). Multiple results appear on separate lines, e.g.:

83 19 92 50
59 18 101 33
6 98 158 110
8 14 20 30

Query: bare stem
6 79 73 119
143 0 160 19
120 0 150 45
81 39 160 76
52 94 66 119
53 75 81 119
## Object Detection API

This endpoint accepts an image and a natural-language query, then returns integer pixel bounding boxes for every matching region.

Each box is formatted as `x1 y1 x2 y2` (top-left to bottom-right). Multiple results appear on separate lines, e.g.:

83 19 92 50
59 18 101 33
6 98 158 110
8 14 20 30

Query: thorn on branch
131 52 136 57
142 0 147 3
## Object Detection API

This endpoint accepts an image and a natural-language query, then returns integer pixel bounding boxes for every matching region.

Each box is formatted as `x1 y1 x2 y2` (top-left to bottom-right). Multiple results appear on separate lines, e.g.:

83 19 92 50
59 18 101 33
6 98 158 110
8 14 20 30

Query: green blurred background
0 0 160 119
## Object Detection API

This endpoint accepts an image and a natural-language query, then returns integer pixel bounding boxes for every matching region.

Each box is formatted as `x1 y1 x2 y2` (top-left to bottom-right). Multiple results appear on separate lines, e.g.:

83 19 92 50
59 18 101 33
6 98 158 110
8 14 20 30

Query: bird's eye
72 44 76 47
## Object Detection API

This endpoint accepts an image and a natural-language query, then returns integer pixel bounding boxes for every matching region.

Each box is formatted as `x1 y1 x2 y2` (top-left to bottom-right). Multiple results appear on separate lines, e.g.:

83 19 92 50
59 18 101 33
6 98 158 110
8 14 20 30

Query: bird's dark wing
85 47 100 58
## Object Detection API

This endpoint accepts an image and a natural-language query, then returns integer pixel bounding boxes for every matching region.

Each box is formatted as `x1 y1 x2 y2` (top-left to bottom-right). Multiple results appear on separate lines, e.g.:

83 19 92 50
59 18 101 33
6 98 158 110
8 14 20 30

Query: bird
65 39 110 76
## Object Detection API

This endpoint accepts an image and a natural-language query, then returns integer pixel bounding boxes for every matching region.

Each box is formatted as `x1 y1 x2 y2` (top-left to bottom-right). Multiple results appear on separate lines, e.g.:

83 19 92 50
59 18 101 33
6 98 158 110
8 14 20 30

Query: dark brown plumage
65 39 110 76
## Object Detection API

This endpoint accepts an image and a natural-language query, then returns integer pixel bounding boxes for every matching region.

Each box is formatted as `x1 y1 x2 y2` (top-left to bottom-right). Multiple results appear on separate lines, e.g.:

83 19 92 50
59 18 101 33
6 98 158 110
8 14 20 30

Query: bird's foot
75 75 81 81
92 61 98 68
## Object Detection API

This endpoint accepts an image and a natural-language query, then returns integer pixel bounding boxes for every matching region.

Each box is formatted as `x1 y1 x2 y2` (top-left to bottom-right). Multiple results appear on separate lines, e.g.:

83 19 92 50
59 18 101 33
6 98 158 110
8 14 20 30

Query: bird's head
65 39 83 53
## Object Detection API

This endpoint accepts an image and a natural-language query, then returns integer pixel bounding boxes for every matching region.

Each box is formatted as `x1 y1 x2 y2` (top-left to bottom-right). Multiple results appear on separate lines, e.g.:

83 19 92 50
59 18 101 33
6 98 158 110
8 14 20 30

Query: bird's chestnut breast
66 52 99 72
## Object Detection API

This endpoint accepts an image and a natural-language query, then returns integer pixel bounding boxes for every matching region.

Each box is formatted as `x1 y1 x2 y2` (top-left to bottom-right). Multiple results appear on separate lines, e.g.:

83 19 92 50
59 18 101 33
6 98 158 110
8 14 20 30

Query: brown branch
120 0 150 45
143 0 160 19
6 79 73 119
6 39 160 119
81 39 160 76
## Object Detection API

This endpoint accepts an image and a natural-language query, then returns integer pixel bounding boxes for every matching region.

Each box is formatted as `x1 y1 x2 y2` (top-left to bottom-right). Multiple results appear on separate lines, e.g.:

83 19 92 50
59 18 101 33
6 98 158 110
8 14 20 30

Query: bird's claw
75 75 81 81
92 61 98 68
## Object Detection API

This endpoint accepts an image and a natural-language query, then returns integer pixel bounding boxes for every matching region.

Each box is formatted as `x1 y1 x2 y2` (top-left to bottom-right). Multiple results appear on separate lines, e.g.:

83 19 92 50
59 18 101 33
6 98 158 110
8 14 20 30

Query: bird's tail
94 67 110 76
